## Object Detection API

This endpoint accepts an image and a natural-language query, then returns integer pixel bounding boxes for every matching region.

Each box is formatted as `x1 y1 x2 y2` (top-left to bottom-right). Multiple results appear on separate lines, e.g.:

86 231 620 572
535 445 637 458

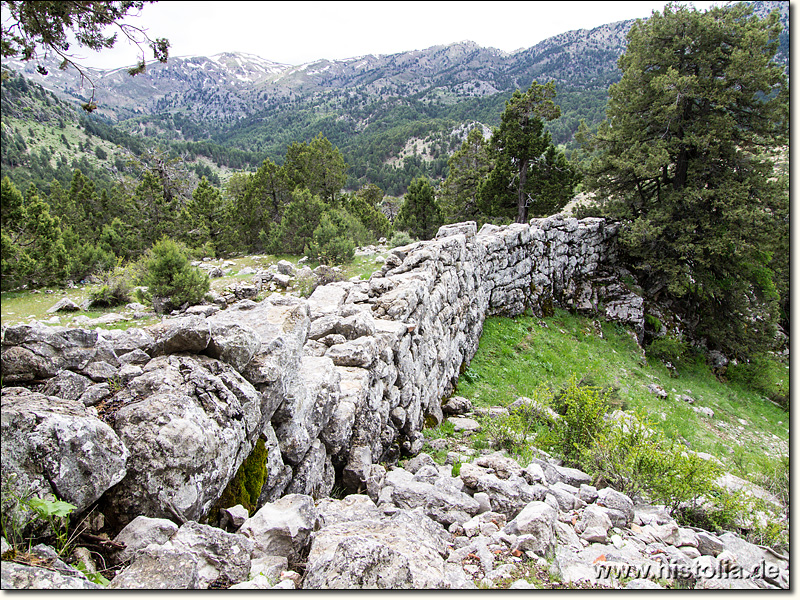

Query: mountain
0 1 789 194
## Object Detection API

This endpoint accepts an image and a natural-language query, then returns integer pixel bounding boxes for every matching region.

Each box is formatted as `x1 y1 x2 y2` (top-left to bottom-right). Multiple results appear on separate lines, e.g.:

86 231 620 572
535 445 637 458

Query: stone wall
1 216 643 527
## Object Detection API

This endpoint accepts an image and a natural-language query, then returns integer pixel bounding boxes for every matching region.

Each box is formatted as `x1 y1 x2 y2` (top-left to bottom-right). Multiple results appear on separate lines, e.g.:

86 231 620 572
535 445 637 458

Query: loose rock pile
1 451 788 589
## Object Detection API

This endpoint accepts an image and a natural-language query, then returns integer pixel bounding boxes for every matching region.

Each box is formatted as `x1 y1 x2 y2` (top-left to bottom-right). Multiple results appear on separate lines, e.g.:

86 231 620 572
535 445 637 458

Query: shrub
306 209 366 265
89 264 132 308
582 412 721 513
542 378 612 464
726 354 789 410
389 231 414 248
646 334 690 366
138 237 210 313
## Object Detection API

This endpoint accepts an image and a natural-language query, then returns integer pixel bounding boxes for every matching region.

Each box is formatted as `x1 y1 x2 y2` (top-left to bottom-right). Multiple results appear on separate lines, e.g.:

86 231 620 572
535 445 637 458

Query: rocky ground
1 438 789 589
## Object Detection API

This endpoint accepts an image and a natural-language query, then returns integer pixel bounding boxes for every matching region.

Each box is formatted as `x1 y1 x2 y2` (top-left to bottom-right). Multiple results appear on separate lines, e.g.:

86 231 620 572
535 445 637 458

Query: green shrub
543 378 612 464
306 209 368 265
138 237 210 312
89 265 132 308
389 231 414 248
581 412 721 513
646 334 690 365
726 354 789 410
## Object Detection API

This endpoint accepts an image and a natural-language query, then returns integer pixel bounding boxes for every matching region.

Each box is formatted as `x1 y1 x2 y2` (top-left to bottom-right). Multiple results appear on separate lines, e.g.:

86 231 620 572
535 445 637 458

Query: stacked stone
1 217 638 527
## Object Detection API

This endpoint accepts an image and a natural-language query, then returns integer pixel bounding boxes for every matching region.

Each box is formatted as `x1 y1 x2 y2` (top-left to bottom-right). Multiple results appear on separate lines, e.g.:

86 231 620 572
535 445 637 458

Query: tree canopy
480 81 580 223
583 2 789 357
1 1 169 109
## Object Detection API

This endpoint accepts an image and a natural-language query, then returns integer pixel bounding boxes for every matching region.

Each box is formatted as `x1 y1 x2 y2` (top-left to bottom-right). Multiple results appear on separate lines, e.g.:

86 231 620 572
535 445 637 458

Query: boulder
385 468 480 527
112 516 180 564
1 562 102 590
237 494 317 564
596 487 635 528
101 354 263 527
1 387 128 515
503 501 557 557
303 508 458 589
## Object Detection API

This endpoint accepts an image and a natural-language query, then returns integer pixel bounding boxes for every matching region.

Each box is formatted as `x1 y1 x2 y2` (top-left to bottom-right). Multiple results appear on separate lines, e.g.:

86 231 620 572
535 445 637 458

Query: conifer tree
395 177 443 240
439 126 492 223
480 82 579 223
1 177 68 290
583 2 789 357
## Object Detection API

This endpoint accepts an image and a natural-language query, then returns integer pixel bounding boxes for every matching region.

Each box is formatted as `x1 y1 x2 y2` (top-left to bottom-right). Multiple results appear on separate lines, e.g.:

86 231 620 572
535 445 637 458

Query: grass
454 309 789 479
1 249 389 329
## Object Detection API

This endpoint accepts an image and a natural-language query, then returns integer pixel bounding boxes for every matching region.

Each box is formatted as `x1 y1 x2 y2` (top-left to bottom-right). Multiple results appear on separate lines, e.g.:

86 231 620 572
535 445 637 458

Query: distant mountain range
0 1 788 193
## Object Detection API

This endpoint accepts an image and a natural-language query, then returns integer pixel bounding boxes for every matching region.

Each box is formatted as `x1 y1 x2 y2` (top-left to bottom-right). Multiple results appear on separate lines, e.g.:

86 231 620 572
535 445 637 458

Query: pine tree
480 82 579 223
583 2 789 357
1 177 68 290
395 177 443 241
439 126 492 223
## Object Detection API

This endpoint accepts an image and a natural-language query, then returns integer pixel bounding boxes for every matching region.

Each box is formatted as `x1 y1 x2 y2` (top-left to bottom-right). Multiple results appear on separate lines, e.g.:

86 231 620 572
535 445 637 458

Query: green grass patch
455 309 788 480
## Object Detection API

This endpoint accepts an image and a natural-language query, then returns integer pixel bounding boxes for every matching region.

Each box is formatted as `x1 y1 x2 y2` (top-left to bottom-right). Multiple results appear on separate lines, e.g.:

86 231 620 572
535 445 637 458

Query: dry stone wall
1 216 643 527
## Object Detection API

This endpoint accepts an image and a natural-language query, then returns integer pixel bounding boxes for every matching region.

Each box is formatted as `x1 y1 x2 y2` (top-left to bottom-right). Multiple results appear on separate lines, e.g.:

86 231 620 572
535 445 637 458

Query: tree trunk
517 159 529 223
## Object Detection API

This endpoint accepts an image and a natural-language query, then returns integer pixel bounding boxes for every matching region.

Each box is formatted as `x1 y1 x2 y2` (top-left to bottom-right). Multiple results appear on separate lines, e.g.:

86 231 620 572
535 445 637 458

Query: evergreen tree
439 126 492 223
481 81 579 223
139 237 210 312
283 133 348 204
395 177 443 241
270 189 327 255
583 2 789 358
1 177 68 290
181 177 226 254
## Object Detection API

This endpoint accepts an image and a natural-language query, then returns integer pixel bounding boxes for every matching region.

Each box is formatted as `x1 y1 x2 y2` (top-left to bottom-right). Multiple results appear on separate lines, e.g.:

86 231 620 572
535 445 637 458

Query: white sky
44 1 723 69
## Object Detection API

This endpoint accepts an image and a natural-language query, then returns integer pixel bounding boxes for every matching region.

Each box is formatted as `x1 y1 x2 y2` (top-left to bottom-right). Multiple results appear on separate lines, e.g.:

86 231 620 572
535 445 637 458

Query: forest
0 2 789 364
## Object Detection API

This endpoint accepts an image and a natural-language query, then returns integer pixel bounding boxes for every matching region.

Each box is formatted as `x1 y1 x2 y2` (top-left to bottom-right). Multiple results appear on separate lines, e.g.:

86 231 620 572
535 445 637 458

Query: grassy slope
455 309 789 478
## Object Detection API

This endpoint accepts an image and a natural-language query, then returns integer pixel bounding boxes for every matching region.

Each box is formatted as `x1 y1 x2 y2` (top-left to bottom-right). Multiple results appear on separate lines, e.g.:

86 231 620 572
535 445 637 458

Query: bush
541 378 612 464
138 237 210 313
726 354 789 410
307 209 368 265
89 265 132 308
646 334 690 366
581 412 721 513
389 231 414 248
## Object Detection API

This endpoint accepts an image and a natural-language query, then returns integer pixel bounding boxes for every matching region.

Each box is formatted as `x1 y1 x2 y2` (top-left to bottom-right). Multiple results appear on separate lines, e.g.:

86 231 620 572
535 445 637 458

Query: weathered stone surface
161 521 255 588
41 369 93 401
112 515 179 564
206 321 261 372
1 562 102 589
385 467 480 526
238 494 317 564
303 507 458 589
108 546 201 589
503 501 557 557
46 298 81 313
273 356 340 466
102 354 263 527
1 387 128 515
596 487 635 528
149 315 211 356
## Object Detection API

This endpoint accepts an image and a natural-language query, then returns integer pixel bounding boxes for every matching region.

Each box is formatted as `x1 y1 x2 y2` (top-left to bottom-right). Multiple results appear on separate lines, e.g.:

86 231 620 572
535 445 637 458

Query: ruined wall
1 216 643 526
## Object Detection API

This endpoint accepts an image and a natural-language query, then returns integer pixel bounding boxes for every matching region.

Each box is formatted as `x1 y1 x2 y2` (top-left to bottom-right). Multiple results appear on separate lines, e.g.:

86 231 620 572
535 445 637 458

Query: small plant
89 262 133 308
389 231 414 248
646 334 690 367
1 472 78 558
27 497 78 556
543 378 612 464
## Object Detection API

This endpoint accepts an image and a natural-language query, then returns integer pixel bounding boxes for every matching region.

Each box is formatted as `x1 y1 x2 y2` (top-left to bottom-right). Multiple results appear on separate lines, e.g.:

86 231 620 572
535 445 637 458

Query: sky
35 1 724 69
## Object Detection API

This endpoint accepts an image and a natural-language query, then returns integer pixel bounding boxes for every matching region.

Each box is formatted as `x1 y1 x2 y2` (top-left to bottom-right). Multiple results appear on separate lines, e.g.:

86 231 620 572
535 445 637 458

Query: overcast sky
49 1 722 69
